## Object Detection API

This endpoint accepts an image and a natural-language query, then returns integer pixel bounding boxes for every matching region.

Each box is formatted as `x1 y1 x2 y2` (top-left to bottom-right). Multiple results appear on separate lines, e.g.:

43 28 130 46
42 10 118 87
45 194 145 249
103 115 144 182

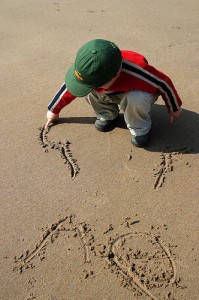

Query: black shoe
95 118 117 132
131 133 149 147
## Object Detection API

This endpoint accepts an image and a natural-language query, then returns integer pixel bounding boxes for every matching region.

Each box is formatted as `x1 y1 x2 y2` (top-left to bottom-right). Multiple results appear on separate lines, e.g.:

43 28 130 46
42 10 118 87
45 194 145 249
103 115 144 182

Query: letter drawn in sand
77 223 91 263
106 232 178 299
38 126 80 178
13 215 75 274
153 147 192 190
153 152 173 190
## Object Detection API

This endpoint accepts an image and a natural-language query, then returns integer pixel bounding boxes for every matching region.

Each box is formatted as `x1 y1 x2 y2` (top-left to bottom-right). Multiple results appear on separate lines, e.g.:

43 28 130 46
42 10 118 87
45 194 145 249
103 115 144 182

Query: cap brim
65 65 94 97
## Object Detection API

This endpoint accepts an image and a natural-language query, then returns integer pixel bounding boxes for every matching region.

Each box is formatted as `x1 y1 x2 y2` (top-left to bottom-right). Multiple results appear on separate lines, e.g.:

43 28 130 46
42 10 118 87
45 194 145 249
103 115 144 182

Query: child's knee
127 90 150 110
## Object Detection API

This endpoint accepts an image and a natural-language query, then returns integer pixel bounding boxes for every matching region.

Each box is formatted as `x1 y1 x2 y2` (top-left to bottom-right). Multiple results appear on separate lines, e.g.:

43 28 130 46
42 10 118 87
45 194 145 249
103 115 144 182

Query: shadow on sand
56 104 199 154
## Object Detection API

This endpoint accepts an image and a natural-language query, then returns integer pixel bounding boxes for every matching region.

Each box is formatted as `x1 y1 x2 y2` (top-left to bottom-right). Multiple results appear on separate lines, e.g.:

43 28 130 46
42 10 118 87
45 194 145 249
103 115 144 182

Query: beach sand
1 0 199 299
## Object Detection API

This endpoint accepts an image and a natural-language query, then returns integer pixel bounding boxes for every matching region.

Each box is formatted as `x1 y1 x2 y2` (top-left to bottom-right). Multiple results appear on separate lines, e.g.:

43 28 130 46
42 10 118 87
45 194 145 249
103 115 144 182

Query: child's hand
169 108 182 124
45 111 59 128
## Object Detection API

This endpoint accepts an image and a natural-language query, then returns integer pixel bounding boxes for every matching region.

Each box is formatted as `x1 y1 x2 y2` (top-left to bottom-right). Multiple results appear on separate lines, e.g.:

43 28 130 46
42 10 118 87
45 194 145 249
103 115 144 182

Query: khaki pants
86 90 159 136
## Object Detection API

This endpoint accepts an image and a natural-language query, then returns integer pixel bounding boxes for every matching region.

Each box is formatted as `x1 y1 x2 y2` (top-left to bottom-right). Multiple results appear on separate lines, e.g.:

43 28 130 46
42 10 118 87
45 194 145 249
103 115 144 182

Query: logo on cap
74 69 83 81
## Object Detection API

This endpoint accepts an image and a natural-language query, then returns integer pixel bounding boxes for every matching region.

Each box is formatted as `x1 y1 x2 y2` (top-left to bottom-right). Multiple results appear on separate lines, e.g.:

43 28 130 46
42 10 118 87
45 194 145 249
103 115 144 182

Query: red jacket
48 50 182 114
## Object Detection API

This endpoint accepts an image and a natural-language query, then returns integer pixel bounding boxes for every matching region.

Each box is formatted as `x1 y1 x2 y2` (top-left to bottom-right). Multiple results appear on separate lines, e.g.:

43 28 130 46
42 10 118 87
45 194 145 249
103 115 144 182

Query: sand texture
0 0 199 299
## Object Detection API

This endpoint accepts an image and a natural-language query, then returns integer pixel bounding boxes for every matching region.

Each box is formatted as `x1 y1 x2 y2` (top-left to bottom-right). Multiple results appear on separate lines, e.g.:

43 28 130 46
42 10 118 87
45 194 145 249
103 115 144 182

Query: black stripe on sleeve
48 83 66 111
123 62 178 111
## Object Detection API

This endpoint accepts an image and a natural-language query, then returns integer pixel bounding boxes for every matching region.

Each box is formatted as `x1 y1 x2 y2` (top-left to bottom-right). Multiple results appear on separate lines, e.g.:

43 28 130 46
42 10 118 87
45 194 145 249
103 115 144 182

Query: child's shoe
131 133 149 147
95 117 117 132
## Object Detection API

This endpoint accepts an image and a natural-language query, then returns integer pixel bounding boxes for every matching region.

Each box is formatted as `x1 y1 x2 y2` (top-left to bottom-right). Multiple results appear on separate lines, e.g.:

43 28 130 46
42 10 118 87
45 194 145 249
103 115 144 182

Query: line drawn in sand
77 223 92 263
153 147 191 190
153 152 173 190
106 232 179 300
38 126 80 178
38 126 49 150
13 215 75 274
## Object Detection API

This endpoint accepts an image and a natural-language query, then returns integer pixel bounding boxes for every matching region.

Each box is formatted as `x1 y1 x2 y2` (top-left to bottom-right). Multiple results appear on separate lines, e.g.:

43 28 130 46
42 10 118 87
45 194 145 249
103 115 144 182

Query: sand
1 0 199 299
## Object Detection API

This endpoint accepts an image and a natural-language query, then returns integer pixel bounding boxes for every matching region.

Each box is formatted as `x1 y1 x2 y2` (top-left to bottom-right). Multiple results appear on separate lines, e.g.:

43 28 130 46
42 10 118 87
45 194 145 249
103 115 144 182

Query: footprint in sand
38 126 80 178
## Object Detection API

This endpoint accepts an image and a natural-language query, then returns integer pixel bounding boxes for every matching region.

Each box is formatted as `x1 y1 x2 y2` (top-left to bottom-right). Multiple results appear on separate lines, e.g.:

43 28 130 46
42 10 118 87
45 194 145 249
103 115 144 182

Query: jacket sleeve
47 83 76 114
144 64 182 112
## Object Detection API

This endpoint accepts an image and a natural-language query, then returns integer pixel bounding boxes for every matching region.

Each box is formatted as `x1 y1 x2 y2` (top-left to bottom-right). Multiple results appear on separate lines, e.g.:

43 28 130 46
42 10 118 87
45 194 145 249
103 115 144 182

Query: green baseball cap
65 39 122 97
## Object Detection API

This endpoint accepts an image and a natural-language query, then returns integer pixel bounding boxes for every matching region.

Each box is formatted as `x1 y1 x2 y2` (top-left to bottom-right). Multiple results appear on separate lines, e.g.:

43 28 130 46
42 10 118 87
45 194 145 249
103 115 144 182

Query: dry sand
1 0 199 299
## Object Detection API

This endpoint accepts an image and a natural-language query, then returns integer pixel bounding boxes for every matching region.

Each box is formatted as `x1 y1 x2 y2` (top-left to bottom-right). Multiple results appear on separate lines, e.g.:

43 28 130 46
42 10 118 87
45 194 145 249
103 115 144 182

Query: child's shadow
114 104 199 154
57 104 199 154
147 104 199 154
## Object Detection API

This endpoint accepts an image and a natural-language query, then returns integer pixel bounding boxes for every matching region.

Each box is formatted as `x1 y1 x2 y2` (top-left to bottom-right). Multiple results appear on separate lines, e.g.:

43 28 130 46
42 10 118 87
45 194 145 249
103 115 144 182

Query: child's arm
45 82 76 128
145 64 182 113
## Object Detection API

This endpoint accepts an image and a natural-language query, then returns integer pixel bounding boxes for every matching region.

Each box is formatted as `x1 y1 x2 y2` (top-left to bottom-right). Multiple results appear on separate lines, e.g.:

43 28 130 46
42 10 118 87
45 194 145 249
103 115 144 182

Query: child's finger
45 119 52 129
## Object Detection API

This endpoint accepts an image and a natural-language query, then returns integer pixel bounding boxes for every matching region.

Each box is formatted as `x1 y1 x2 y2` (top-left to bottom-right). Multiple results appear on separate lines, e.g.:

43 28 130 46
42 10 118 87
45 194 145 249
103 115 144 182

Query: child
45 39 182 147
